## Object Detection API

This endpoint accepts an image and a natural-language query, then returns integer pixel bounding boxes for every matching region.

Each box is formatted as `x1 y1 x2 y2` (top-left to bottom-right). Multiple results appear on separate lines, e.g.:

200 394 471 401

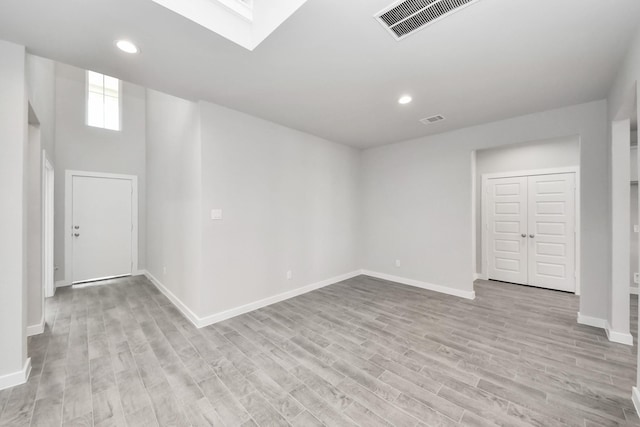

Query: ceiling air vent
420 115 446 125
375 0 481 40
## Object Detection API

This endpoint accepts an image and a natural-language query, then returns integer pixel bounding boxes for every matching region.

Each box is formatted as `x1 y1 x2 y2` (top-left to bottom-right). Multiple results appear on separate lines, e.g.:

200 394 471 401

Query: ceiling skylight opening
215 0 253 21
150 0 308 51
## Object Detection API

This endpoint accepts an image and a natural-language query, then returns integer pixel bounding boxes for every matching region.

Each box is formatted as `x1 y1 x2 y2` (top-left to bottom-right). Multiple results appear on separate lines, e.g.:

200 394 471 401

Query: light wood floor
0 275 638 426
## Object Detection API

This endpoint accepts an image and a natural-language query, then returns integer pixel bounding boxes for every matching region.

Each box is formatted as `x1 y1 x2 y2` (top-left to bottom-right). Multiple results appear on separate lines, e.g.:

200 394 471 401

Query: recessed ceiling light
116 40 139 54
398 95 412 105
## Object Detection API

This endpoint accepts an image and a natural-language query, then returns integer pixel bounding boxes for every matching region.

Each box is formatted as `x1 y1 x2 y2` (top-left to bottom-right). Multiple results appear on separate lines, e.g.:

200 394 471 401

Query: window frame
85 70 123 132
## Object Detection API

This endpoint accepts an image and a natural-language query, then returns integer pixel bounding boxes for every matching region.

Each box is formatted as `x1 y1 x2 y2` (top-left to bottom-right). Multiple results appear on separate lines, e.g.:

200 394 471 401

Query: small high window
86 71 120 131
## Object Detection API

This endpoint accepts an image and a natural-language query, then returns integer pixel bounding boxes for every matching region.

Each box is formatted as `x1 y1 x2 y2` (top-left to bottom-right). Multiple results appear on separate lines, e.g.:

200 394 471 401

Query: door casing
481 167 580 295
43 151 55 297
64 170 138 286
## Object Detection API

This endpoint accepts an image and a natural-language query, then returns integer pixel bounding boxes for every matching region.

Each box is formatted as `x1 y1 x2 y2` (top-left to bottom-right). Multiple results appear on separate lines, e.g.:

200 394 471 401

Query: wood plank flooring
1 275 638 426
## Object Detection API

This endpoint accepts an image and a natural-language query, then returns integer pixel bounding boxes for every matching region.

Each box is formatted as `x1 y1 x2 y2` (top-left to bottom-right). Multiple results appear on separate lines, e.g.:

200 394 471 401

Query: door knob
521 234 526 238
74 233 80 237
529 234 535 238
74 226 80 229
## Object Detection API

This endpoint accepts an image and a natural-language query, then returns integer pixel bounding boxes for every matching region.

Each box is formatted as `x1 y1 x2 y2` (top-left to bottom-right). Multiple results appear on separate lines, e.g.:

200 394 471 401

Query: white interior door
487 176 529 285
72 175 133 283
527 173 576 292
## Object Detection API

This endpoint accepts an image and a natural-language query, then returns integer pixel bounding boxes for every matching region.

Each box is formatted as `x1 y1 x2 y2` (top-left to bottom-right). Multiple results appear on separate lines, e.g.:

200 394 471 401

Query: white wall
25 54 56 332
146 90 202 312
26 55 56 156
146 92 361 320
608 26 640 122
54 62 146 283
631 183 638 292
632 145 638 294
26 123 43 331
0 40 28 383
361 100 609 320
607 25 640 347
607 22 640 397
610 119 632 338
632 145 638 182
631 145 638 295
198 101 360 316
475 136 580 273
616 35 640 296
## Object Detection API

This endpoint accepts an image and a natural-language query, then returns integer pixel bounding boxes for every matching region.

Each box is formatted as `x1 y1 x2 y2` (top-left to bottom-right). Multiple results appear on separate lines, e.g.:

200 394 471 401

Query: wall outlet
395 259 401 268
635 273 639 284
211 209 223 220
286 270 292 280
635 225 639 233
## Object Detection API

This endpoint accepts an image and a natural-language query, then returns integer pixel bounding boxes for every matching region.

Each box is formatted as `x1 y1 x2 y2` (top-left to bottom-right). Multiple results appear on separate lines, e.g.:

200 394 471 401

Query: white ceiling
0 0 639 148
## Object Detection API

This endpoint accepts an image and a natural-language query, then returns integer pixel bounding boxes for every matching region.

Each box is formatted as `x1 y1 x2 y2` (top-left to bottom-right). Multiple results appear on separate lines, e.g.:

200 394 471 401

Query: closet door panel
527 173 576 292
487 176 528 285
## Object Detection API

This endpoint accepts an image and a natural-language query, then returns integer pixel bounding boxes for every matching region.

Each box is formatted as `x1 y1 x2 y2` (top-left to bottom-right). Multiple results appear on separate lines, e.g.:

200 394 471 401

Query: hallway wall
475 136 580 274
0 40 28 386
54 62 147 284
361 101 609 319
25 54 56 332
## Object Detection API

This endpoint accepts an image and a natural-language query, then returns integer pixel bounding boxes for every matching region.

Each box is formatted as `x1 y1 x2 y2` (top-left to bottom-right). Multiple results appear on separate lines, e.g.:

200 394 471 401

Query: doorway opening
473 136 581 295
482 170 578 293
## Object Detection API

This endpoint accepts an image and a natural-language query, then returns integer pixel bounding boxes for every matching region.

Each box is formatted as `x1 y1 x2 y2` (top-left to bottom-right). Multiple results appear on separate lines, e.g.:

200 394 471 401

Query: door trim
481 166 581 295
64 170 138 285
42 151 54 298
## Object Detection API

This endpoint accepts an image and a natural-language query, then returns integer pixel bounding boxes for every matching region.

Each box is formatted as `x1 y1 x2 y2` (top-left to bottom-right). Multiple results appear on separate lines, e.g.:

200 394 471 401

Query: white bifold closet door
487 173 576 292
487 176 529 285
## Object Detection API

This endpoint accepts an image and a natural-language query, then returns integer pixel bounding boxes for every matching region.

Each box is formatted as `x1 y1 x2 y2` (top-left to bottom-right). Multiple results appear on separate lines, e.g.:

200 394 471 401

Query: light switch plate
635 273 639 284
211 209 223 220
634 225 639 233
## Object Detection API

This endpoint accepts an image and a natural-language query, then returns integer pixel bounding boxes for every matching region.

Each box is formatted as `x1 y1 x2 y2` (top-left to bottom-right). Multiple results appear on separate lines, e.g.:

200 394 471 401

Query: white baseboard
27 317 45 337
143 269 361 329
143 270 202 327
473 273 480 281
55 279 71 288
577 312 607 328
0 358 31 391
134 270 146 276
361 270 476 300
576 314 632 346
633 387 640 419
605 321 634 346
197 270 362 328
